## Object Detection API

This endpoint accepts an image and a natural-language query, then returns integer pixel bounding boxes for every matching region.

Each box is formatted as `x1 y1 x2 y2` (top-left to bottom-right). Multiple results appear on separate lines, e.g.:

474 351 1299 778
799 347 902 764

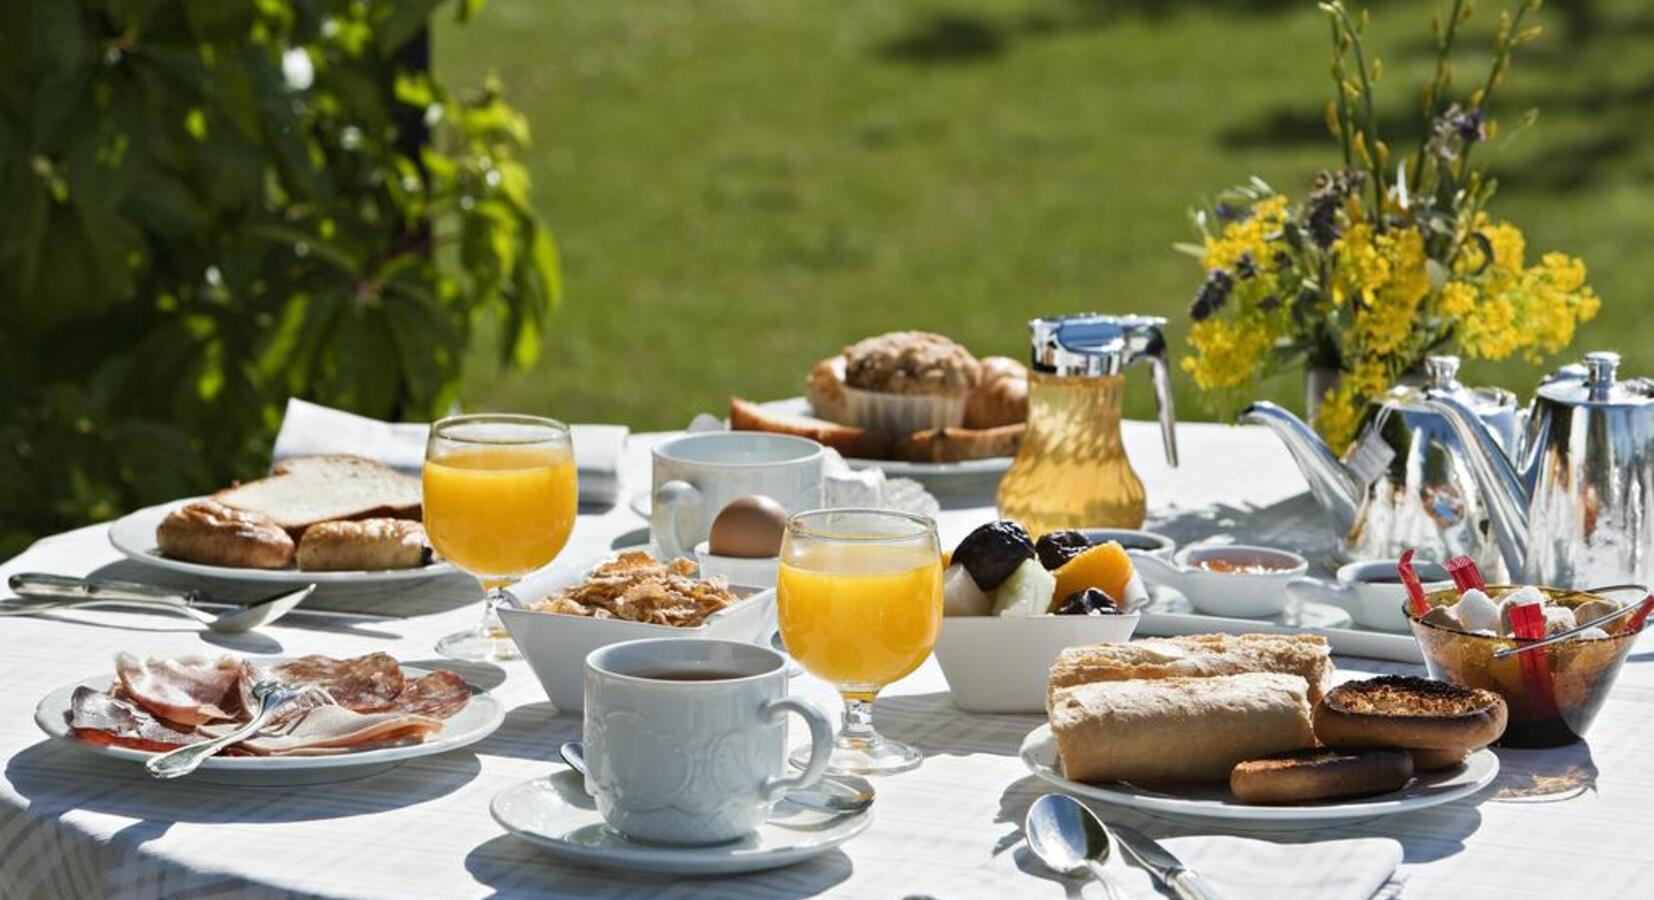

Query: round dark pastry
953 520 1034 591
1053 588 1119 616
1230 748 1414 805
1408 747 1471 772
1314 675 1508 751
1035 530 1092 570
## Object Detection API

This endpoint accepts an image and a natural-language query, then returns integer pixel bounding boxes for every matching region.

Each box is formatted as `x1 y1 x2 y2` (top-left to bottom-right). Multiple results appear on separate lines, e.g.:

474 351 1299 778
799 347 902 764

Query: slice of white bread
1047 633 1334 708
214 455 421 537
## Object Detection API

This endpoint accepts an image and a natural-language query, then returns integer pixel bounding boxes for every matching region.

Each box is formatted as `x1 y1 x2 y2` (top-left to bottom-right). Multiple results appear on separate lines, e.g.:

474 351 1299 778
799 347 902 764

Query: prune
1054 587 1120 616
1035 530 1092 570
953 520 1034 591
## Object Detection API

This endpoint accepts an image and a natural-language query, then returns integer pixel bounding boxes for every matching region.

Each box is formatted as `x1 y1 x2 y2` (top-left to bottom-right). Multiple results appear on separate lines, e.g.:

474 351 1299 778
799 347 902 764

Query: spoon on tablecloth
558 740 873 816
1024 793 1129 900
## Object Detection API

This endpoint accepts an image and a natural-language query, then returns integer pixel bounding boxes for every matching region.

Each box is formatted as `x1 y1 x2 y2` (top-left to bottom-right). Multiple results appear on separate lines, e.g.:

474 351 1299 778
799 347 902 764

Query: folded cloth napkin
1101 835 1402 900
270 398 627 505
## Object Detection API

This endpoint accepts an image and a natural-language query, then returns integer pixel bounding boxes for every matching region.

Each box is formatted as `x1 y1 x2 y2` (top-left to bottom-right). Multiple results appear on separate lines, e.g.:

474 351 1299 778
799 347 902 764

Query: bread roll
1231 749 1414 804
1048 633 1334 707
156 501 295 569
1050 673 1316 785
898 423 1024 462
297 519 431 572
805 356 850 424
964 356 1027 428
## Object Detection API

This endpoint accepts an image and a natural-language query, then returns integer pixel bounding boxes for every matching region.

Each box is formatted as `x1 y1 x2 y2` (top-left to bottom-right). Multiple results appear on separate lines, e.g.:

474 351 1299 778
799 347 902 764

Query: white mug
1287 559 1453 632
650 432 825 560
583 638 834 845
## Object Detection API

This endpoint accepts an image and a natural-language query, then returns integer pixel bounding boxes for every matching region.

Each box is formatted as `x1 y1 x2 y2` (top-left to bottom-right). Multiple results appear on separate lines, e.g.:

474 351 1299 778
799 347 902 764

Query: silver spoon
1492 585 1651 658
1024 793 1127 900
5 574 313 634
559 740 873 816
145 680 321 779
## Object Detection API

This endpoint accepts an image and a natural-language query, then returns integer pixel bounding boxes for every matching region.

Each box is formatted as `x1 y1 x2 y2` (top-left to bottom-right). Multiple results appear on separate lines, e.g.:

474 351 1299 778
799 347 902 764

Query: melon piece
991 558 1057 618
942 562 993 617
1051 541 1134 606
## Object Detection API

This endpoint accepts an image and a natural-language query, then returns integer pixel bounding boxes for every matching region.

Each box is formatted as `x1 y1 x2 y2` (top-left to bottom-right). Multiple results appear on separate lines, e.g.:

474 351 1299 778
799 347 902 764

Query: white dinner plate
108 499 456 585
756 398 1013 491
36 663 503 786
492 769 871 876
1019 724 1498 830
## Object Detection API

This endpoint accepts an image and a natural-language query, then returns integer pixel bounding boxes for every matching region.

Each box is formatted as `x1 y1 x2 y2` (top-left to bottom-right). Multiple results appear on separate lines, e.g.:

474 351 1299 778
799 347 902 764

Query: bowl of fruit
933 520 1142 713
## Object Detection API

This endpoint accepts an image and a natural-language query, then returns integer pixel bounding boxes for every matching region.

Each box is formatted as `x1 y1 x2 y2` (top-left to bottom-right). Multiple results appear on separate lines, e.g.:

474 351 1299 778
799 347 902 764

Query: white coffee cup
583 638 834 845
650 432 825 560
1287 559 1453 632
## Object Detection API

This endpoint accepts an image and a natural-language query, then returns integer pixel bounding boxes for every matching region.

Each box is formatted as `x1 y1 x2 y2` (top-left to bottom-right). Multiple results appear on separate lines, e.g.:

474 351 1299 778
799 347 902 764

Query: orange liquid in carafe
996 371 1146 535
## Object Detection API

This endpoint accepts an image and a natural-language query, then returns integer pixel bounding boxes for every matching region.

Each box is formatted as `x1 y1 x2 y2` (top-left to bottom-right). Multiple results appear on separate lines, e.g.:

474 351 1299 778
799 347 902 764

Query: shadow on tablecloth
1148 492 1341 576
870 692 1041 759
468 701 579 764
463 833 854 897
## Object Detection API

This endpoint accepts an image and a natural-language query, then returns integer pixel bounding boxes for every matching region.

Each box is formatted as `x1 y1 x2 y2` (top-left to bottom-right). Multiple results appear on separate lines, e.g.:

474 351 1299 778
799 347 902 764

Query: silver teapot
1242 356 1519 573
1426 351 1654 588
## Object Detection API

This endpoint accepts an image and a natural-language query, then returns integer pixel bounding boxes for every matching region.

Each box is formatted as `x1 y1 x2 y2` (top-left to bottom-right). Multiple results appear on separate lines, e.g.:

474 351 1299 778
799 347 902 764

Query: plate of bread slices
1022 635 1505 829
729 331 1025 488
108 455 454 583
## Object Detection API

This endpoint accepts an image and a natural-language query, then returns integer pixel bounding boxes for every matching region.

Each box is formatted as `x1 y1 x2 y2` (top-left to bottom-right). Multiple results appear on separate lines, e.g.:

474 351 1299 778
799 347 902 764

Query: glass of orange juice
424 414 578 661
777 508 943 775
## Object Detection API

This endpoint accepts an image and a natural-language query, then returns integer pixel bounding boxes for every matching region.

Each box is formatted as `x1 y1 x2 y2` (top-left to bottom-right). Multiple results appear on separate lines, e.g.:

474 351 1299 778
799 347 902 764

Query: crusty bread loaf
964 356 1028 428
897 423 1024 462
156 500 296 569
296 519 431 572
1050 673 1316 785
1047 633 1334 708
729 397 890 459
215 455 421 537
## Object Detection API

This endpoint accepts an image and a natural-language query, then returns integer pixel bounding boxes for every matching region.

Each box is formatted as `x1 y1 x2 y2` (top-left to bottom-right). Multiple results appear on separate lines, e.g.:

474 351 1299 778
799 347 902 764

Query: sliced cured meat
391 670 471 719
68 687 197 753
259 653 406 712
203 705 444 756
115 653 242 727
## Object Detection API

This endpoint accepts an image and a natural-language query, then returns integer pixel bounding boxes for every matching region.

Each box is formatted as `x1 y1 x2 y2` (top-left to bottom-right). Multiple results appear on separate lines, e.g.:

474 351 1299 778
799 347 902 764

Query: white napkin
270 398 628 505
1103 835 1402 900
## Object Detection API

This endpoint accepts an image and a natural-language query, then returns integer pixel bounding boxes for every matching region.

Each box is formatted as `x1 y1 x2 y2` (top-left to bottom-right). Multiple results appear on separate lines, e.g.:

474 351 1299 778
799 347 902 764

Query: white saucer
491 769 871 875
1020 724 1498 831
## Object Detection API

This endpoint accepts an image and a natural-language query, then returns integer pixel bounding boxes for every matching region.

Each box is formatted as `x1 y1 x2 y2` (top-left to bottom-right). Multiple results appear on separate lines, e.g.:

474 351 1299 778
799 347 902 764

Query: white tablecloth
1 423 1646 899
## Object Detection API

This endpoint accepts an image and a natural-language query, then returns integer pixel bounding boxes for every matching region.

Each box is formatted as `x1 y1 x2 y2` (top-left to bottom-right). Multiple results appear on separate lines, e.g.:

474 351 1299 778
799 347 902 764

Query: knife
1109 822 1223 900
8 573 206 607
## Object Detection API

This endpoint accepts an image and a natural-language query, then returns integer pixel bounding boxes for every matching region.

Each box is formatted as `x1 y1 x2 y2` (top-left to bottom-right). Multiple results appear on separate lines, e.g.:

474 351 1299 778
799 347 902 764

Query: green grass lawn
437 0 1654 430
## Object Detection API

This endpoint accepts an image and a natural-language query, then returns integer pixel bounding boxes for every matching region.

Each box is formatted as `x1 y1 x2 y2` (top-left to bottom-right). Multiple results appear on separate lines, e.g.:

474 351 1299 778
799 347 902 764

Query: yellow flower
1201 195 1291 273
1330 226 1429 356
1437 281 1477 317
1180 315 1279 391
1315 383 1364 454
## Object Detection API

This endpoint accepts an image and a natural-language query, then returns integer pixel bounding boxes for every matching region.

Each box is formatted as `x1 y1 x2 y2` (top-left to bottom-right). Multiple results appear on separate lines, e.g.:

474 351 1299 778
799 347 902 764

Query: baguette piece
1050 673 1316 785
897 423 1024 462
1048 633 1334 708
215 455 421 538
729 397 890 459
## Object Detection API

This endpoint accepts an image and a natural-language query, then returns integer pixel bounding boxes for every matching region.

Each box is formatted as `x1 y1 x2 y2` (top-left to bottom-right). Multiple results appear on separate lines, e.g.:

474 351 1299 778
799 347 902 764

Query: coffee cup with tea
1288 559 1453 632
583 637 834 845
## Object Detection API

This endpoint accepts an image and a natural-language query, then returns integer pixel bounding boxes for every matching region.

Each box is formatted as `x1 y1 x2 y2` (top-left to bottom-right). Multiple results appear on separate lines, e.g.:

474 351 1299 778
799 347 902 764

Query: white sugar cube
1453 588 1501 633
1573 627 1610 641
1543 605 1578 635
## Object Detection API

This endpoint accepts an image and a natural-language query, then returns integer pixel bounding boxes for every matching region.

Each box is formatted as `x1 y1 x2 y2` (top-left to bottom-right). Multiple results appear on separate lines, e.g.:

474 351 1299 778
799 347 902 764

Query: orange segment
1052 540 1134 604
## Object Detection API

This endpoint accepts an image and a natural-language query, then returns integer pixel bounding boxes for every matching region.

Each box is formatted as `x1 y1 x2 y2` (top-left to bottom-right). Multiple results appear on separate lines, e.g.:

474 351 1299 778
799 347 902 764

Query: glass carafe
996 315 1178 534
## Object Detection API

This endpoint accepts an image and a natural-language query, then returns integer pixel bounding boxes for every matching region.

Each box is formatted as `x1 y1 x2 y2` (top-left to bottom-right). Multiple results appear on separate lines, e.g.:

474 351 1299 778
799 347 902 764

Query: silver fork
145 681 319 779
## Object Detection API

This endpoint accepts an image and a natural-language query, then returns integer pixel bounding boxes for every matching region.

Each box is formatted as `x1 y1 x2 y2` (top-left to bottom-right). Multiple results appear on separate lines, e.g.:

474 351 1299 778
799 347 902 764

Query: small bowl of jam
1406 584 1645 747
1131 544 1308 619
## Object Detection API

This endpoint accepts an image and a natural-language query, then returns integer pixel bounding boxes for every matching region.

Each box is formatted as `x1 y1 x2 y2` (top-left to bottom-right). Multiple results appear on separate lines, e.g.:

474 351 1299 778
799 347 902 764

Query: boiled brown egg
707 495 788 558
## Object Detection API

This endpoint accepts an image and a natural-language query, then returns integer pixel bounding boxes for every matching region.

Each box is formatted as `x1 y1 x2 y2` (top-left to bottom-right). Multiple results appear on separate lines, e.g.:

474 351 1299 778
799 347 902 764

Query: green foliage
0 0 558 556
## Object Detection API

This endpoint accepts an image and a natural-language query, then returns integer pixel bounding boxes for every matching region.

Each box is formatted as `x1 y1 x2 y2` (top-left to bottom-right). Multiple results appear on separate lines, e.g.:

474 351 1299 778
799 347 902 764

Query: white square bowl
498 564 775 713
933 613 1140 714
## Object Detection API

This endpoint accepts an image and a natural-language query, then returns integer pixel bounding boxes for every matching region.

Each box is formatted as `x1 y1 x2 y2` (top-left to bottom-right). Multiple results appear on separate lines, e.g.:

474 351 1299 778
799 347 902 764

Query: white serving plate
757 398 1012 492
492 769 871 876
933 612 1140 713
1136 584 1424 663
36 663 503 786
1019 724 1498 831
498 553 777 713
108 499 456 585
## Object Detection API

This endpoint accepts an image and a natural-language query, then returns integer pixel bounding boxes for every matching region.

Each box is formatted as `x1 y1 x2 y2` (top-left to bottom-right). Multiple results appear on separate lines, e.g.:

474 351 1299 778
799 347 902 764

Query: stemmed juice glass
424 414 577 661
776 508 943 775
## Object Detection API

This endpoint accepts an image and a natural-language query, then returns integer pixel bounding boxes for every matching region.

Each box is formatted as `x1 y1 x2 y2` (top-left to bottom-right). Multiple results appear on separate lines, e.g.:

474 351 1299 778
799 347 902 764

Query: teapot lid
1537 352 1654 407
1384 356 1516 415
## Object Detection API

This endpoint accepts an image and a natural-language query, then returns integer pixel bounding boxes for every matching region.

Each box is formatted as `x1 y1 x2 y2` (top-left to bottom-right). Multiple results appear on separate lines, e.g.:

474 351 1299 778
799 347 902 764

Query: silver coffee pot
1426 351 1654 588
1242 356 1519 573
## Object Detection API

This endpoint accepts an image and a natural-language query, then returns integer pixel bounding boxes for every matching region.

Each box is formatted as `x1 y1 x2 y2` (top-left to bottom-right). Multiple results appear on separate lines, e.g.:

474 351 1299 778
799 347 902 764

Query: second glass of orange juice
424 414 577 661
777 509 942 775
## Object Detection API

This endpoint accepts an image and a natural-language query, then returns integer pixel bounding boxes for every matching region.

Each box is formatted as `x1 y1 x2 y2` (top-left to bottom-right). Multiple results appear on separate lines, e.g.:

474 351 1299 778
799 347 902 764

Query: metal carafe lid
1536 351 1654 407
1025 313 1179 466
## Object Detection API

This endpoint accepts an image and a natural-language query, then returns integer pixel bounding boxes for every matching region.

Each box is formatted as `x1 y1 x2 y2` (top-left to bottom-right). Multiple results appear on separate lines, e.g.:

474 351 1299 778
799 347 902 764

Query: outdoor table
0 422 1643 899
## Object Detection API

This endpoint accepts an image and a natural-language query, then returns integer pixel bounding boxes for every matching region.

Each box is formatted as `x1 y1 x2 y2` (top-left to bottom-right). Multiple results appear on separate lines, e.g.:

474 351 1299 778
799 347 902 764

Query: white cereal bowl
498 566 775 714
693 541 779 590
933 574 1146 714
1132 544 1308 619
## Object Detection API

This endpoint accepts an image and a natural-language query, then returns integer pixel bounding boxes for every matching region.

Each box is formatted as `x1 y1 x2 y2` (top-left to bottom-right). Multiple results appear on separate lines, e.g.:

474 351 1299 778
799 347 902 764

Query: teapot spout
1239 401 1362 537
1422 392 1531 580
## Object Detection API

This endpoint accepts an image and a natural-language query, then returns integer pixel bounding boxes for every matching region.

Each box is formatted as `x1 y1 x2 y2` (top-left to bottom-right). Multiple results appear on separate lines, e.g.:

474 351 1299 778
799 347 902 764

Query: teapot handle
1126 320 1179 467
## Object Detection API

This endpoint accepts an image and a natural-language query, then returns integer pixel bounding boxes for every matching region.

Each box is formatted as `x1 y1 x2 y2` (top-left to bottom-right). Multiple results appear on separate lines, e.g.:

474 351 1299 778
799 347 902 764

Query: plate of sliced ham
35 652 504 785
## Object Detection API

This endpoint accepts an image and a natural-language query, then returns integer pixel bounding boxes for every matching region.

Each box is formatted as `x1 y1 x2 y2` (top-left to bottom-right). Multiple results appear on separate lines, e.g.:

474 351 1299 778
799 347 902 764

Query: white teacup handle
1286 576 1356 613
758 696 833 802
652 479 703 559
